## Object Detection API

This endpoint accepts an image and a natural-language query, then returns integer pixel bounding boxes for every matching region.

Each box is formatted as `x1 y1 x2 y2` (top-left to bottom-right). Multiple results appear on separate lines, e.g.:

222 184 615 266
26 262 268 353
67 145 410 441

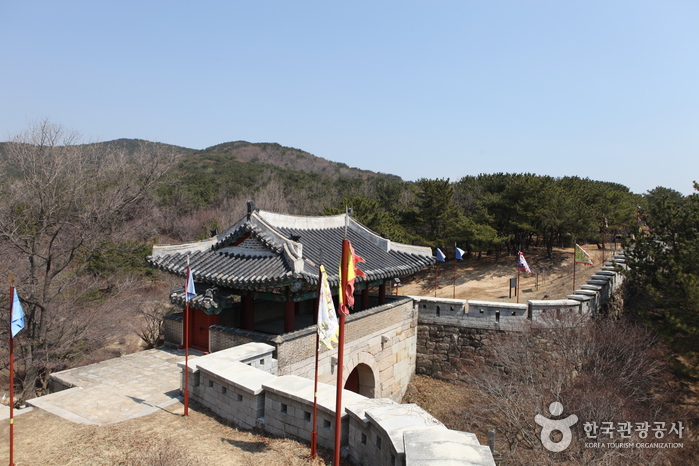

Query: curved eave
299 254 435 287
147 250 298 289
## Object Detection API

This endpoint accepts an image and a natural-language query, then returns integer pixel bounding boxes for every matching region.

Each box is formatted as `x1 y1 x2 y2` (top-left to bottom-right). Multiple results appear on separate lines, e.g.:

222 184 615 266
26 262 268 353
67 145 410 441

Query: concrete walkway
27 347 199 426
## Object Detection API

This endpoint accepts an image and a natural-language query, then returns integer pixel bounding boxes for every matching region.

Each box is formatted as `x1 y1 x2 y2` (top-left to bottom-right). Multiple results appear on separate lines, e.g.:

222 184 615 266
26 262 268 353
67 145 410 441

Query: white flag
317 265 339 349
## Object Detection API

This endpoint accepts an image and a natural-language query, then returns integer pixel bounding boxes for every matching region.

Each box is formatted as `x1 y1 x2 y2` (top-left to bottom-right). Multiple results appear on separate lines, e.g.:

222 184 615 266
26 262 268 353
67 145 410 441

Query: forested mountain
198 141 392 180
156 140 401 217
0 136 643 251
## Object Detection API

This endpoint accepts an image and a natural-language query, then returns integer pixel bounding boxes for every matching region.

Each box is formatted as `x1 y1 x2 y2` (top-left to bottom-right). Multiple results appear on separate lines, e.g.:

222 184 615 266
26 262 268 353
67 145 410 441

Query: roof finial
344 206 349 239
247 200 256 220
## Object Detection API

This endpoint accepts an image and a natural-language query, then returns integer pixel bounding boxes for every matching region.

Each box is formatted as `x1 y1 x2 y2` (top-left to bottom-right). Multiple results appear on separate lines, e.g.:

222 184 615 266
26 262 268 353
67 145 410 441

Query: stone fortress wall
415 252 627 381
181 342 496 466
172 253 625 464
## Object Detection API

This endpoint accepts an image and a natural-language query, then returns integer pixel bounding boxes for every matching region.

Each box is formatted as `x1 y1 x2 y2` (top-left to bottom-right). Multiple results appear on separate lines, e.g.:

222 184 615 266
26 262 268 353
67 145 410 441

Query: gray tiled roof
148 209 434 292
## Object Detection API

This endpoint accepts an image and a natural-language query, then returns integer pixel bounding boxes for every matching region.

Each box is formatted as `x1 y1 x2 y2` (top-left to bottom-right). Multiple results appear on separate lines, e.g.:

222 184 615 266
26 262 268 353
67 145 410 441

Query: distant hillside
0 139 197 163
83 138 198 157
0 137 404 216
198 141 399 181
1 137 399 182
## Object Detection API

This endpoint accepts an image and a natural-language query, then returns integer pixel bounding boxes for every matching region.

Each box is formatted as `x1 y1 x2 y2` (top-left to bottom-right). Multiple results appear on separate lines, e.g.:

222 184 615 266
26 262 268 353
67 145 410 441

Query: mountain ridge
0 137 400 182
102 138 401 181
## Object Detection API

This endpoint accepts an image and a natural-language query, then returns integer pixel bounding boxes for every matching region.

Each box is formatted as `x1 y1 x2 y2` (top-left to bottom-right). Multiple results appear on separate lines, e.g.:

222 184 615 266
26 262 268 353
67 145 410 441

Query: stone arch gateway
343 353 379 398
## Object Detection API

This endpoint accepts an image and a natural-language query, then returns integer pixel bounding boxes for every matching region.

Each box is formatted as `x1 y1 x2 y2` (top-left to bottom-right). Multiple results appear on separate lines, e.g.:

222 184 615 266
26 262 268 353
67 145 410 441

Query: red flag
338 239 365 315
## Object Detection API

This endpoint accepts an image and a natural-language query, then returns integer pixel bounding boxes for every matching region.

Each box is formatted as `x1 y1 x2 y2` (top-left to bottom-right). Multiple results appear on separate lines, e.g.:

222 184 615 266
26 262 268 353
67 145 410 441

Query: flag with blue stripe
11 291 25 337
185 268 196 302
517 251 532 274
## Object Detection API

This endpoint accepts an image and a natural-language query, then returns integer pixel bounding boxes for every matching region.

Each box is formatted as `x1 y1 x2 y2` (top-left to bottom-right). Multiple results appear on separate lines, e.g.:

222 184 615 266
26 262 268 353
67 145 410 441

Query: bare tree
0 119 175 402
136 301 173 349
462 314 679 465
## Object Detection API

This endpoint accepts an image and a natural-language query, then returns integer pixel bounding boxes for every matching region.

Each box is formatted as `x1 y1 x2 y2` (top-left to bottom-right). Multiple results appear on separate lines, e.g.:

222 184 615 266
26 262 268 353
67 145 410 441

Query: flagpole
453 260 456 299
572 246 577 294
311 330 320 458
453 244 456 299
310 264 323 459
334 311 345 465
434 262 438 298
333 211 367 465
516 267 520 303
601 227 606 265
8 273 16 466
183 258 191 416
334 224 350 465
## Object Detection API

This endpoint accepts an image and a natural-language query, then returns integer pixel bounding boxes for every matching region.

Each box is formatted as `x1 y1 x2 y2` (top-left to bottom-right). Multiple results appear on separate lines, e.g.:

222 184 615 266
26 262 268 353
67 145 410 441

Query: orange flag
338 239 366 315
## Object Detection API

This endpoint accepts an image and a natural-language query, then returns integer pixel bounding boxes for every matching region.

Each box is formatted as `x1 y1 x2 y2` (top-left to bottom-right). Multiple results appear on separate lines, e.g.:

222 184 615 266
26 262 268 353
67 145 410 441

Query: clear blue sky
2 1 698 195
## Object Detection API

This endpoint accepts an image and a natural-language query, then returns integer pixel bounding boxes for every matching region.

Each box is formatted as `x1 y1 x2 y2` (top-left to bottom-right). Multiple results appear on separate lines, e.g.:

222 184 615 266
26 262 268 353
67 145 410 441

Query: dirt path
400 245 614 302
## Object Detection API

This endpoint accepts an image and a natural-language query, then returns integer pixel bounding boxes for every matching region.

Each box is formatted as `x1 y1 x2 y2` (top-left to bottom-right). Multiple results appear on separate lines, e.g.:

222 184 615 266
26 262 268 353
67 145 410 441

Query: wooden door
191 308 211 351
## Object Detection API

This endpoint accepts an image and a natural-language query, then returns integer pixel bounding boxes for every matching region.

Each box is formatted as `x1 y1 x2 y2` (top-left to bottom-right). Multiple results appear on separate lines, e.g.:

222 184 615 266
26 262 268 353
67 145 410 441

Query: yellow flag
575 244 594 266
338 239 365 315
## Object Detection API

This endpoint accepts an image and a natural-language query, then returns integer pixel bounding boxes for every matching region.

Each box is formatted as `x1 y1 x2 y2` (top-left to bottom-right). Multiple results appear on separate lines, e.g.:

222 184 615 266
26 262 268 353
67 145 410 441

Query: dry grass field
1 402 338 466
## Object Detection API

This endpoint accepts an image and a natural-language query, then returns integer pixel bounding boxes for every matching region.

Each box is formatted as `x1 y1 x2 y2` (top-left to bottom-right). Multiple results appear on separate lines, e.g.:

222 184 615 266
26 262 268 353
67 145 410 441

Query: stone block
377 354 396 372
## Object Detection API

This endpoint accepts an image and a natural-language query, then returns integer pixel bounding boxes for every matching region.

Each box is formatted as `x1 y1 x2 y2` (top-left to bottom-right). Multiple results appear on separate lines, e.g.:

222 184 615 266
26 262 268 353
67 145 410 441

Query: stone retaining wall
163 313 182 347
180 343 495 466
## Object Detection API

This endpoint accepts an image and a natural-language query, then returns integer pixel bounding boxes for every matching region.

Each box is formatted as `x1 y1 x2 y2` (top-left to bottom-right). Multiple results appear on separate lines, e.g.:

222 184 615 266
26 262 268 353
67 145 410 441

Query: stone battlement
415 253 627 381
179 344 495 466
415 252 626 330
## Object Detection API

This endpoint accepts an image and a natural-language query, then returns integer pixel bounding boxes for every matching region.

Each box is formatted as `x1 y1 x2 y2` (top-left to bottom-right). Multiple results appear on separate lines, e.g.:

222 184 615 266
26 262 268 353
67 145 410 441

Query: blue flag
436 248 446 262
11 291 25 337
455 247 465 260
185 267 196 302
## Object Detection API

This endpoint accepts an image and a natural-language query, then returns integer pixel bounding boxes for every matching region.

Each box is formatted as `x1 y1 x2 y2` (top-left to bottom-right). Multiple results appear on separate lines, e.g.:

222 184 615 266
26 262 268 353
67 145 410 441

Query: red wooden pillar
379 281 386 305
242 294 255 331
361 287 369 310
284 298 295 333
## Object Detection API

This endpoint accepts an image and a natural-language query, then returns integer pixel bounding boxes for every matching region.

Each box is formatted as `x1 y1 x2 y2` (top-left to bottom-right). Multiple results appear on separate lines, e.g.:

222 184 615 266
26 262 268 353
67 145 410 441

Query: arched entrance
343 363 376 398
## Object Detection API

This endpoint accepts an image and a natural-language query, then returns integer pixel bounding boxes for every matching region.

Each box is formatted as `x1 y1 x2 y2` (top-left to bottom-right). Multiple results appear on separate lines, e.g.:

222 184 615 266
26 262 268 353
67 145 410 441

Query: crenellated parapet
415 252 627 329
179 343 495 466
415 252 628 380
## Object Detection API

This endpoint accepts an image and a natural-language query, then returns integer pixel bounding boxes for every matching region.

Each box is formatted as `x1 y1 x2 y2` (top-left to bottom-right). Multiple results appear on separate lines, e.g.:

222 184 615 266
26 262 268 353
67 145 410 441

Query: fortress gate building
148 201 434 400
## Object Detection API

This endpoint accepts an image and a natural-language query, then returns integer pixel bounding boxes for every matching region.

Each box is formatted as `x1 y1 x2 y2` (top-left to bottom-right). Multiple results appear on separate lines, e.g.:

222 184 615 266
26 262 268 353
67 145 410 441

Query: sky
2 1 698 195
